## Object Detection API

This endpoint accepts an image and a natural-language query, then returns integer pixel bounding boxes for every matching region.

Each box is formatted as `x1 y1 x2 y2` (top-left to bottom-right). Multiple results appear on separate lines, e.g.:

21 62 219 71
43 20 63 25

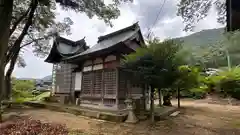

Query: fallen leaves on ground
0 117 68 135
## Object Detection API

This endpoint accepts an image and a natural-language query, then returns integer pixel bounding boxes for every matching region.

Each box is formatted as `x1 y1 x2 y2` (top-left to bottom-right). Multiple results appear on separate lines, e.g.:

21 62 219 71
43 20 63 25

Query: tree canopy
122 39 183 87
177 0 225 31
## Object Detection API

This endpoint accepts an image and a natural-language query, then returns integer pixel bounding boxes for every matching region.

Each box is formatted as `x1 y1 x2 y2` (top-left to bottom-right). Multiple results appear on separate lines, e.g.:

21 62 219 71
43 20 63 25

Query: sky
13 0 224 79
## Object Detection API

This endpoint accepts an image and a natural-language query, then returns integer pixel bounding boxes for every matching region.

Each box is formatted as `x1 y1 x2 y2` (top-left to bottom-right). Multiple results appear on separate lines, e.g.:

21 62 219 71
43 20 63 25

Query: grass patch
13 92 51 103
68 130 89 135
231 121 240 128
33 92 51 101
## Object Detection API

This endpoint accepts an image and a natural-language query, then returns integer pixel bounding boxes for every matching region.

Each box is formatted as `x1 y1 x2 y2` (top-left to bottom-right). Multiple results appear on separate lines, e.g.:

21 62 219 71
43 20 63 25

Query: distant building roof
64 22 145 61
45 36 89 63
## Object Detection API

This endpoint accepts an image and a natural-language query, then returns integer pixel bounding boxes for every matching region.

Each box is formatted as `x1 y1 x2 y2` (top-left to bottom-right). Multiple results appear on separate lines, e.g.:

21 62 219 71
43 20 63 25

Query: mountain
17 75 52 82
178 27 240 67
41 75 52 82
179 27 225 47
17 78 37 81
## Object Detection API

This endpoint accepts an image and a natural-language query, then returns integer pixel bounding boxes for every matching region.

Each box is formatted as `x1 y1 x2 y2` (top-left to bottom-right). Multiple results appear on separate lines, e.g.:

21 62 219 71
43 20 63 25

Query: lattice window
103 99 116 107
91 98 102 105
82 72 92 95
104 69 116 95
93 70 102 96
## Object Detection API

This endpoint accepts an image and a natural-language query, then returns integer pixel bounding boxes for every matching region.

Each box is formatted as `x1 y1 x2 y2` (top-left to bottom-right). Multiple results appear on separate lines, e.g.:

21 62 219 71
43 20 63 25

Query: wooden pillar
141 84 146 110
226 0 231 31
115 68 119 108
90 59 94 104
69 70 74 104
127 79 131 98
101 69 104 105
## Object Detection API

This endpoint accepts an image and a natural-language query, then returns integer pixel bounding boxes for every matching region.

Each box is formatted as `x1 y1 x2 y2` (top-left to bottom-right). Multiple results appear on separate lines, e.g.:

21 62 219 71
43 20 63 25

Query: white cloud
13 0 224 78
13 51 52 79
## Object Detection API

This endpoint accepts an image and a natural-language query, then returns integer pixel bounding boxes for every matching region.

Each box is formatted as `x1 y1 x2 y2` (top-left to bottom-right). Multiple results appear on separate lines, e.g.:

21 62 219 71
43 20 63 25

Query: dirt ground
3 100 240 135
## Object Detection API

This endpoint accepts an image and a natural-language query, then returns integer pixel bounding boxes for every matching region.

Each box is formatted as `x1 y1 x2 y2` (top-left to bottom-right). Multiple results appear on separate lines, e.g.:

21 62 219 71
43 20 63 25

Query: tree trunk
163 94 172 106
177 88 180 108
158 88 162 106
150 85 155 123
0 101 3 122
5 51 19 100
4 0 38 99
0 0 14 101
0 0 14 123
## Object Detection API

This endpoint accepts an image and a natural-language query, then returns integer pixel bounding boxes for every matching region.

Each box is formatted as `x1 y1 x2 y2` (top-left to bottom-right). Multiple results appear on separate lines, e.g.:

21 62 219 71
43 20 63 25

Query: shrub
189 85 208 99
174 65 208 99
11 79 35 100
218 78 240 99
206 67 240 100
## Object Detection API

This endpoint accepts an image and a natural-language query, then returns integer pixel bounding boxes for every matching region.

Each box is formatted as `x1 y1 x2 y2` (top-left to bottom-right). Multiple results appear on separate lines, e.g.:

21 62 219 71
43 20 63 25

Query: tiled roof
65 23 143 60
44 37 88 63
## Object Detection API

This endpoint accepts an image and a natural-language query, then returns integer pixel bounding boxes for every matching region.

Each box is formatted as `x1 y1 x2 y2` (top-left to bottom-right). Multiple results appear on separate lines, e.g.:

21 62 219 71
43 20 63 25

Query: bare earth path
4 100 240 135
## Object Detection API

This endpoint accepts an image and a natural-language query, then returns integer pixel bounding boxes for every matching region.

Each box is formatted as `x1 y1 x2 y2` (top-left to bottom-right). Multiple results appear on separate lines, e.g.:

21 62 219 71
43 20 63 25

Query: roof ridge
97 22 139 43
56 36 86 47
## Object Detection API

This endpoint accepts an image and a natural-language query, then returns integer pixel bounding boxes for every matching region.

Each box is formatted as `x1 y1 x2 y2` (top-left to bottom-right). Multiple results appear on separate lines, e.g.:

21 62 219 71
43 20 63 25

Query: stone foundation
23 101 127 122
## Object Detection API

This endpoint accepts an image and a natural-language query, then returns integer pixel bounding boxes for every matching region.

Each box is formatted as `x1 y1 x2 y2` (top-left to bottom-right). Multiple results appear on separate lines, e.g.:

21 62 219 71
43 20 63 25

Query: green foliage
11 78 34 99
175 65 202 89
189 86 208 99
176 66 240 100
173 65 208 99
9 0 74 63
56 0 133 26
213 67 240 99
123 38 183 87
35 92 51 101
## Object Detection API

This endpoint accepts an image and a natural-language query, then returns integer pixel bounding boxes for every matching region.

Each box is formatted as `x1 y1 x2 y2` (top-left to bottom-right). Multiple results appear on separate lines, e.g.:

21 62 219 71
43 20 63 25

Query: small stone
170 111 180 117
185 124 194 128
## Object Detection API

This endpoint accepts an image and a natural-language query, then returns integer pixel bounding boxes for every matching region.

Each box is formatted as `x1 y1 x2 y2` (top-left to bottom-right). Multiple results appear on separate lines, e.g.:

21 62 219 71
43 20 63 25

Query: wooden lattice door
82 72 92 96
104 69 116 97
93 70 102 97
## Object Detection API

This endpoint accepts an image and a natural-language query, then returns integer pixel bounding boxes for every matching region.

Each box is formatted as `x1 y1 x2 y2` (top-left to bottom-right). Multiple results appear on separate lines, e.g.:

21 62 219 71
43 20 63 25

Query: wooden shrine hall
45 23 148 111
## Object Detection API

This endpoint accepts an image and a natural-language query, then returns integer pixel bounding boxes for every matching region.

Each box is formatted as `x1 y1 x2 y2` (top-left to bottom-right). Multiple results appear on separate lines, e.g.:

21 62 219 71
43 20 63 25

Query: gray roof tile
65 23 141 60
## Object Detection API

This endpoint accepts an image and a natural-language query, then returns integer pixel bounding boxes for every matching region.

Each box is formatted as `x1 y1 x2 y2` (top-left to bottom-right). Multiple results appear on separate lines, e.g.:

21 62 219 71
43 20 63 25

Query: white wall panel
83 66 92 72
93 64 103 70
75 72 82 91
105 55 116 62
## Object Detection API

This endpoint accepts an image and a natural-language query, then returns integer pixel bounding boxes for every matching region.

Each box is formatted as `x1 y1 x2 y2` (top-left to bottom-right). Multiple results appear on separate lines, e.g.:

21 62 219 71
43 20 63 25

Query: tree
173 65 203 106
122 38 183 122
177 0 226 31
0 0 14 103
4 0 73 99
0 0 133 100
